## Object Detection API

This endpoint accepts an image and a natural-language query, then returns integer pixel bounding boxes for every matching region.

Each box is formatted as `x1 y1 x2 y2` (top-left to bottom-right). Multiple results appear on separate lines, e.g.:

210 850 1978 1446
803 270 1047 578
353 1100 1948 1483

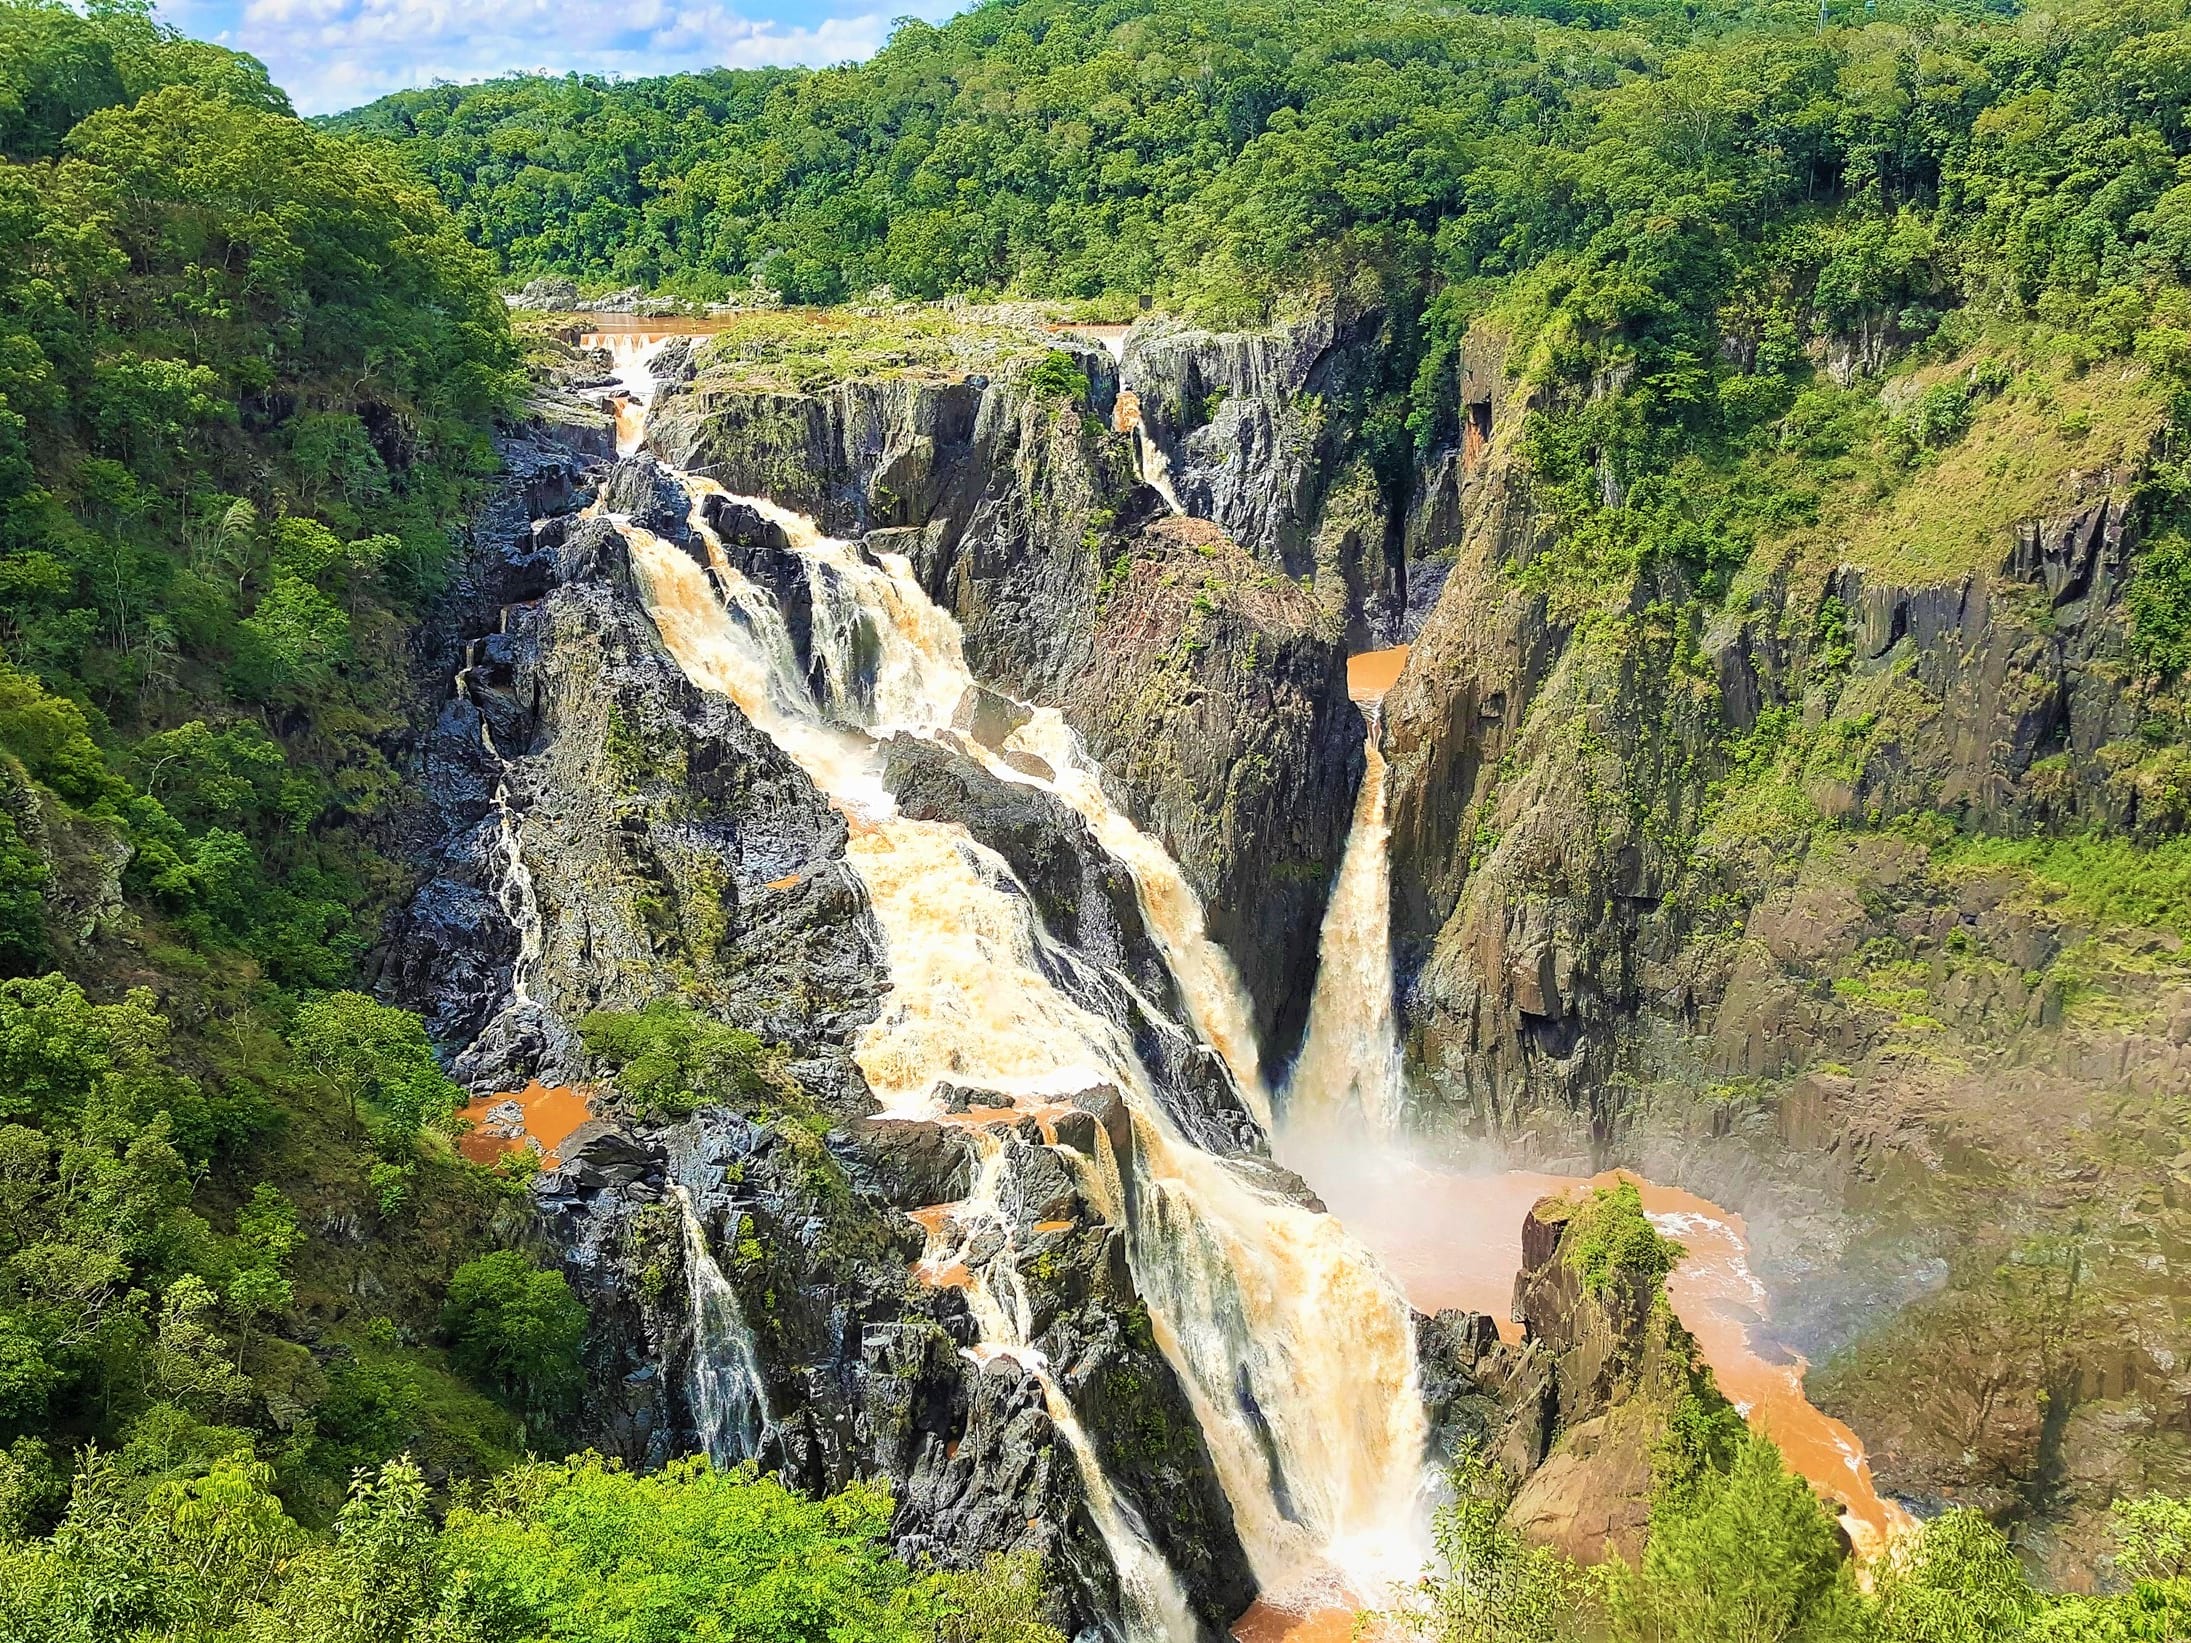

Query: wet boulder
840 1117 975 1209
600 456 695 549
952 684 1033 752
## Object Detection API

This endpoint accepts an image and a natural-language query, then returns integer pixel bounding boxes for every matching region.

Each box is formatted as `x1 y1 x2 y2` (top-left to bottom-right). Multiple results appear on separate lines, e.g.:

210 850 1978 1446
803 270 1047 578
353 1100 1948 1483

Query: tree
1378 1446 1589 1642
291 992 459 1139
1603 1435 1860 1643
440 1251 587 1420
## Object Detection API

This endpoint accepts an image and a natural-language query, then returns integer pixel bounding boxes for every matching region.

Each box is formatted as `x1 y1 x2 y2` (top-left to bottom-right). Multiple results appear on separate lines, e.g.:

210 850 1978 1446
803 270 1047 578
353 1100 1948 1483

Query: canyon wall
1382 323 2191 1573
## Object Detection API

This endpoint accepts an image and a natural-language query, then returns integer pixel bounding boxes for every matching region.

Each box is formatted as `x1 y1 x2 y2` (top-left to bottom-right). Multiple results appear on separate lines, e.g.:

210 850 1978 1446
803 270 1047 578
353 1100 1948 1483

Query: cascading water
455 632 545 1015
1111 388 1183 516
595 334 672 457
1279 707 1403 1142
672 1184 770 1465
605 371 1431 1624
917 1131 1199 1643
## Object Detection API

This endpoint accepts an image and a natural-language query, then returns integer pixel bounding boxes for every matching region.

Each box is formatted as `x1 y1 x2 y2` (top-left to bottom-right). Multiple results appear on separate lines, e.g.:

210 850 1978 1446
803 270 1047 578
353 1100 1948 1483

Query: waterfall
1111 388 1182 516
609 373 1430 1621
1280 713 1403 1140
455 634 544 1014
919 1134 1199 1643
672 1185 770 1466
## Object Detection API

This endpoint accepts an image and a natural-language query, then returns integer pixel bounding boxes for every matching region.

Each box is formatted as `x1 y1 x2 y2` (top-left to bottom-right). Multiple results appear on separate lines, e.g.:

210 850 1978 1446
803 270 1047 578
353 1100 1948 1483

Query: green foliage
0 1448 1061 1643
1604 1434 1859 1643
1025 349 1091 408
1869 1510 2040 1643
1378 1446 1588 1641
292 991 462 1144
1561 1179 1684 1300
933 1550 1068 1643
439 1252 587 1422
1930 831 2191 938
578 998 771 1119
2127 529 2191 679
0 0 524 1527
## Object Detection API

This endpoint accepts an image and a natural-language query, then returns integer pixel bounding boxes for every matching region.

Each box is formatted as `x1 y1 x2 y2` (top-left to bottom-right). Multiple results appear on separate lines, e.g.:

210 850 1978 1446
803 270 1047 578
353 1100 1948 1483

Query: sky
156 0 965 116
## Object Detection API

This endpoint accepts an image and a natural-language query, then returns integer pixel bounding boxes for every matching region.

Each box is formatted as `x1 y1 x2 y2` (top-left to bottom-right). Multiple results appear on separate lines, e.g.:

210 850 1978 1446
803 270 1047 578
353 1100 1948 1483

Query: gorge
391 308 1966 1639
14 4 2191 1637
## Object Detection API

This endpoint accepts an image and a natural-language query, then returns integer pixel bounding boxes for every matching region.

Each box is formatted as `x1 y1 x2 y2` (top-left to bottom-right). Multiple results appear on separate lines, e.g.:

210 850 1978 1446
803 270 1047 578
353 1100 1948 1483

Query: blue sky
157 0 964 116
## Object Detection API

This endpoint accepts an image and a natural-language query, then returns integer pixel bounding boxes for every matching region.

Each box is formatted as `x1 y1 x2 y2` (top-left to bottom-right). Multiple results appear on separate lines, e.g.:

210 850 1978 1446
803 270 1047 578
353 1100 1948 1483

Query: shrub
1561 1179 1684 1300
440 1251 587 1418
578 998 770 1118
1025 349 1090 408
1377 1446 1587 1642
1604 1435 1858 1643
2127 530 2191 679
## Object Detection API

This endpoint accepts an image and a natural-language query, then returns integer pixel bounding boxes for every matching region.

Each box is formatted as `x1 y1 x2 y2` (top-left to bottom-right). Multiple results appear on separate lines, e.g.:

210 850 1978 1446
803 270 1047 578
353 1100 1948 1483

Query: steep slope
1381 320 2191 1570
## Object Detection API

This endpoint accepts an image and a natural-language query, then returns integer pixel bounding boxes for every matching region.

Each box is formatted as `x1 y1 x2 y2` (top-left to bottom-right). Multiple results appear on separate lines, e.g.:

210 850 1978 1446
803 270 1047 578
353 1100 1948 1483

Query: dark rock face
1122 308 1408 643
600 454 699 548
532 1080 1255 1638
1064 519 1361 1065
650 344 1363 1071
379 438 1255 1636
1380 317 2191 1570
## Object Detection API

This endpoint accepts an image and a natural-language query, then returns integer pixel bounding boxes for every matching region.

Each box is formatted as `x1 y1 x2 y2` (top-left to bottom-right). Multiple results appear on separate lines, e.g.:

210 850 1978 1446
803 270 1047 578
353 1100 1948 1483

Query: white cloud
158 0 952 115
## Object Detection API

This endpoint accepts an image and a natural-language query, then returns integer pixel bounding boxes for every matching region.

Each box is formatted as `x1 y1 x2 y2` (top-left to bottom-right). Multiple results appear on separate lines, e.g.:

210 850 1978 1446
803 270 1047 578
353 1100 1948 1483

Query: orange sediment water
456 1079 591 1167
1310 1161 1913 1559
1346 647 1409 703
1232 1599 1364 1643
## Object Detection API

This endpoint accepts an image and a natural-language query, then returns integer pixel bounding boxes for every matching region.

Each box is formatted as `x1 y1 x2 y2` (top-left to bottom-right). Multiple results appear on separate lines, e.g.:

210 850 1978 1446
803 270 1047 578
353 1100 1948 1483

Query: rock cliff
1380 319 2191 1571
376 429 1257 1636
648 325 1360 1062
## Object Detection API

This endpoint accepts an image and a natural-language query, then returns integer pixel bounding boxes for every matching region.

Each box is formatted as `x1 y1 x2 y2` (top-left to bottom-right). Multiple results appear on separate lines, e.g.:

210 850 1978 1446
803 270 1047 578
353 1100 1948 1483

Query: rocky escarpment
376 431 1267 1635
1123 306 1414 644
1066 516 1362 1061
1407 1190 1721 1566
648 330 1361 1065
1380 321 2191 1571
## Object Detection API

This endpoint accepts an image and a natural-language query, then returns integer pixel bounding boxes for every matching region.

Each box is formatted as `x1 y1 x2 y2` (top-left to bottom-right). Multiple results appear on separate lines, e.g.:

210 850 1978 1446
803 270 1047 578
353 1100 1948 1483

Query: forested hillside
8 0 2191 1637
337 0 2191 634
0 0 539 1532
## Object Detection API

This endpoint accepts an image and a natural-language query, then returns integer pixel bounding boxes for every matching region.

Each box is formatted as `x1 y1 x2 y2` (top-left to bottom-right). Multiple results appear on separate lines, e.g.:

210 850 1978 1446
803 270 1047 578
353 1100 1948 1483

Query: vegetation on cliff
0 1450 1063 1643
0 0 563 1546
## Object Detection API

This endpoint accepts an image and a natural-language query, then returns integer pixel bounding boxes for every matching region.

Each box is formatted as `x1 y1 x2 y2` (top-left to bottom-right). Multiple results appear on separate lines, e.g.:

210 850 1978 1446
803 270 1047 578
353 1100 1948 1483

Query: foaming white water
1007 710 1273 1129
920 1134 1198 1643
613 454 1429 1617
1111 388 1182 515
601 335 672 457
1279 717 1402 1142
455 635 544 1011
672 1185 769 1465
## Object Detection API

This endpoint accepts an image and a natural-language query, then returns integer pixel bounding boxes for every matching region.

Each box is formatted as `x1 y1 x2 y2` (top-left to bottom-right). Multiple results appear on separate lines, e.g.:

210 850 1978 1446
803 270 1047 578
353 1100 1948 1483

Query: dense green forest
5 0 2191 1636
0 0 543 1532
334 0 2191 641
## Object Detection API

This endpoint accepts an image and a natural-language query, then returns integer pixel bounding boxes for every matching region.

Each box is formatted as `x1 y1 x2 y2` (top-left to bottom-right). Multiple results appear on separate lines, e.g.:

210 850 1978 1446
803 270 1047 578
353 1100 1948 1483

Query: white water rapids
604 358 1430 1636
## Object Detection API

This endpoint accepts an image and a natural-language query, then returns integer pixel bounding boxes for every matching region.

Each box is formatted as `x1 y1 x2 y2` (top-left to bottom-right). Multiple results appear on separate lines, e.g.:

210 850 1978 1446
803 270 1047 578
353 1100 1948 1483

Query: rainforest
4 0 2191 1638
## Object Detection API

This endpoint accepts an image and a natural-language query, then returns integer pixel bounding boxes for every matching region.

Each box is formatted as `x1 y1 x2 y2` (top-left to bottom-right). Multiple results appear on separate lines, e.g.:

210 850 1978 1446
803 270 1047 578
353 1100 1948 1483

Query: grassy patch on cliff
1829 344 2171 586
1928 829 2191 939
689 307 1075 392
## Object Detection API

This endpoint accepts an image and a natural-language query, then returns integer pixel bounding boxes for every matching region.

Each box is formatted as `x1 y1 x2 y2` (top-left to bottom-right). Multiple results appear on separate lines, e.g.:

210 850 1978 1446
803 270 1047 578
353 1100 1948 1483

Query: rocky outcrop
1122 307 1407 639
1499 1194 1721 1564
379 429 1258 1635
531 1081 1254 1637
648 341 1363 1070
1066 516 1361 1063
1379 315 2191 1571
